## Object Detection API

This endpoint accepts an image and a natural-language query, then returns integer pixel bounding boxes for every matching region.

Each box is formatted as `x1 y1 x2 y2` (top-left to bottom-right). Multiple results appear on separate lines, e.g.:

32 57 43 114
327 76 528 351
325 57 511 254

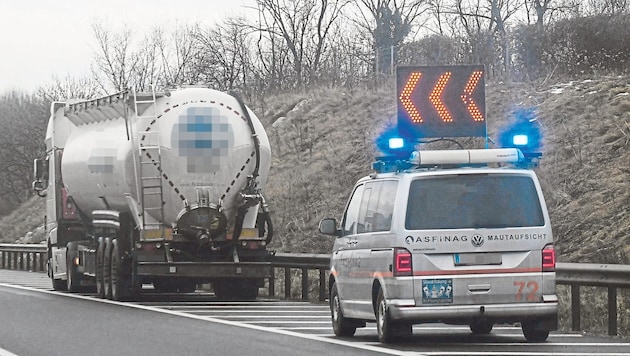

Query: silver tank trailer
60 88 271 237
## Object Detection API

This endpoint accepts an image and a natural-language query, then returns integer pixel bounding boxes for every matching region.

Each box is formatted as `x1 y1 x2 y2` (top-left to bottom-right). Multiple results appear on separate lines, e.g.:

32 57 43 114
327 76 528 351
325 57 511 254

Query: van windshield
405 174 545 230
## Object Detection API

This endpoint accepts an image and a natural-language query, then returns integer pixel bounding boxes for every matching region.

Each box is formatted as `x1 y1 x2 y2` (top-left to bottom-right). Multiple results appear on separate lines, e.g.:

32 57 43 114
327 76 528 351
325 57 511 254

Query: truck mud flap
136 262 272 278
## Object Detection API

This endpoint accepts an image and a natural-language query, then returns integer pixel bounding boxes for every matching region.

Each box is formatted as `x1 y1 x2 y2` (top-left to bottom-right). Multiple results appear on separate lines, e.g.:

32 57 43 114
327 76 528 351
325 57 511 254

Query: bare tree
255 0 349 87
154 25 200 87
193 18 252 92
36 75 102 102
352 0 429 73
91 21 137 93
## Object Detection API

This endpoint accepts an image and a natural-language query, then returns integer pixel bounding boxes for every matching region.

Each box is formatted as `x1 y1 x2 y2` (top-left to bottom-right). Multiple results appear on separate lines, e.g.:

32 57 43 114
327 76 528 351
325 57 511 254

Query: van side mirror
319 218 340 237
32 158 48 197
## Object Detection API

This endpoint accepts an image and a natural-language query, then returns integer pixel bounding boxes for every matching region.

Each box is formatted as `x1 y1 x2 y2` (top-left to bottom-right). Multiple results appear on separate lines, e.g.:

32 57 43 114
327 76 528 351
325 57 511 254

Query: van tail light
394 248 412 276
542 244 556 272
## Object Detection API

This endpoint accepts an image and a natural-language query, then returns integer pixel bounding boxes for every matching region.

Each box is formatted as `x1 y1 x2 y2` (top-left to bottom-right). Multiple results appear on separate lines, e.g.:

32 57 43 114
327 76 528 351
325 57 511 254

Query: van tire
522 321 549 342
330 282 356 337
470 320 493 334
376 288 411 343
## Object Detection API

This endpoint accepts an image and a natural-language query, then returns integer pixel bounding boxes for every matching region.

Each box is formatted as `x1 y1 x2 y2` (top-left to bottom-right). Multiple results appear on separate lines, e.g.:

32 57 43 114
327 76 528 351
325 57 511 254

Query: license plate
422 279 453 304
454 252 502 266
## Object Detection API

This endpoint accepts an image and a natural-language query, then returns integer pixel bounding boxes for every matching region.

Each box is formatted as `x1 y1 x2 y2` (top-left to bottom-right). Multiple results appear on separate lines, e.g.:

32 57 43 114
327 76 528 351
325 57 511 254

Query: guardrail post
269 268 276 298
608 287 617 336
13 252 18 270
284 267 291 299
26 253 32 271
1 251 5 269
571 284 581 331
39 253 45 272
319 269 327 302
301 268 308 301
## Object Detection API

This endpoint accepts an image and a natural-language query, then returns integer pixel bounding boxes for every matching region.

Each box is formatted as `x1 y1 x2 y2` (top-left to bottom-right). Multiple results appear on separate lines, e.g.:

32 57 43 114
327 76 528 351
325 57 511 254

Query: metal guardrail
1 244 628 335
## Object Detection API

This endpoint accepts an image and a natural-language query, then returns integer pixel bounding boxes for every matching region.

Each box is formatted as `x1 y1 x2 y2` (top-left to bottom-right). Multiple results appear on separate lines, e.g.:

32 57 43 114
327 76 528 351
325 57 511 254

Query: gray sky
0 0 254 93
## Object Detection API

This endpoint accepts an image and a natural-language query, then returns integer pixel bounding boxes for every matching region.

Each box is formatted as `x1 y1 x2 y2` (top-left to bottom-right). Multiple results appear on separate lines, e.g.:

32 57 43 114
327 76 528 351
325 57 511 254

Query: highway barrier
1 243 629 335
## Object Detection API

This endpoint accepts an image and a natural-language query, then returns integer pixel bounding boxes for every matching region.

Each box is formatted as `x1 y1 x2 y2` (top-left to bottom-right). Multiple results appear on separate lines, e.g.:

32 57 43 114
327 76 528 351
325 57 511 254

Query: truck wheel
95 237 105 298
376 288 411 343
51 275 66 291
522 321 550 342
66 242 81 292
212 280 234 300
110 239 131 301
103 237 113 299
177 282 197 293
238 280 259 300
470 320 494 335
330 282 356 337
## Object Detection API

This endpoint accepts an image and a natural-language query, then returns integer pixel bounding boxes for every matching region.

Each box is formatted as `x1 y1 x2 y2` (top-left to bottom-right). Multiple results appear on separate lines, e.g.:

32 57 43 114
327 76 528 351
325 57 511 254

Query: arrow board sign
396 65 487 138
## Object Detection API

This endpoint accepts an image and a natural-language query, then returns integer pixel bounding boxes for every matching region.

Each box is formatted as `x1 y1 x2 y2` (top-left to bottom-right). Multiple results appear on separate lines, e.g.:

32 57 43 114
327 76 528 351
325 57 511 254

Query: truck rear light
394 248 412 276
542 244 556 272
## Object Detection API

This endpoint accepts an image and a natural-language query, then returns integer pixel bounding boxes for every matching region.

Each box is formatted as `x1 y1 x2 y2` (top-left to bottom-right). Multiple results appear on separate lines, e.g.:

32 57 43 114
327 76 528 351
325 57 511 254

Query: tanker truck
32 87 273 301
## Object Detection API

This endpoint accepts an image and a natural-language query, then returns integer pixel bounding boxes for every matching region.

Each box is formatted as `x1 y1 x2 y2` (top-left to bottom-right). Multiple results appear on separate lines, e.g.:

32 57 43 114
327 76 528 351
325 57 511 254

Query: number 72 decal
514 281 539 302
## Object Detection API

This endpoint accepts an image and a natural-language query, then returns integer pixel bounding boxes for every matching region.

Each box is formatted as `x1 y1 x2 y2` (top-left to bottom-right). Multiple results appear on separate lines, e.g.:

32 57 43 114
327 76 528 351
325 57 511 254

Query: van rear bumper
389 301 558 326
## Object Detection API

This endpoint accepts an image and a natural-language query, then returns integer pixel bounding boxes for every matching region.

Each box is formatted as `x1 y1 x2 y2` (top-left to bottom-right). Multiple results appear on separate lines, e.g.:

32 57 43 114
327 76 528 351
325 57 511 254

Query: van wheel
376 288 411 343
330 282 356 337
522 321 549 342
470 320 493 334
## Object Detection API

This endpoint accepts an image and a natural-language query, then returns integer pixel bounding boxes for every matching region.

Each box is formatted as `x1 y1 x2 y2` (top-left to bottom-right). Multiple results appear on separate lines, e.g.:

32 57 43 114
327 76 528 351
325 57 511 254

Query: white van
319 148 557 343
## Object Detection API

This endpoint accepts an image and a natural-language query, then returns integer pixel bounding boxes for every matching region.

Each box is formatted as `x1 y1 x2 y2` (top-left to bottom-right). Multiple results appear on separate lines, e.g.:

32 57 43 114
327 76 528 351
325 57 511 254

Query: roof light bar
409 148 523 166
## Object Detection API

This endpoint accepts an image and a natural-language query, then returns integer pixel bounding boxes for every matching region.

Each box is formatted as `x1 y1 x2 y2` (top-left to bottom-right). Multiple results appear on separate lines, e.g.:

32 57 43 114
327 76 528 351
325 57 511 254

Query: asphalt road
0 283 392 356
1 270 629 355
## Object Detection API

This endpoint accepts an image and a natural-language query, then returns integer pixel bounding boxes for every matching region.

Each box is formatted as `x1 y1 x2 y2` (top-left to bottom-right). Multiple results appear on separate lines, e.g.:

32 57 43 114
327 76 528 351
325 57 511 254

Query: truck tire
522 321 550 342
110 239 132 301
95 237 105 298
330 282 357 337
103 237 113 299
470 320 494 335
66 242 81 292
212 280 233 300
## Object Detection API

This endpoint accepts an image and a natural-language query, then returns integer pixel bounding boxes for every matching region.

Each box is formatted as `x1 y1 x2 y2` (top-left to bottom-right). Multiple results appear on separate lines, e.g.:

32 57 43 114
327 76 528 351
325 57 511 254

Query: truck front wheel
66 242 81 292
95 237 105 298
110 239 132 301
103 237 113 299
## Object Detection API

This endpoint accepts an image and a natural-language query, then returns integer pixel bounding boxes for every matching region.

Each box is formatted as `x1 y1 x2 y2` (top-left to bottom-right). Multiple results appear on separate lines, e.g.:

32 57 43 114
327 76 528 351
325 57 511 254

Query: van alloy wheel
330 282 356 337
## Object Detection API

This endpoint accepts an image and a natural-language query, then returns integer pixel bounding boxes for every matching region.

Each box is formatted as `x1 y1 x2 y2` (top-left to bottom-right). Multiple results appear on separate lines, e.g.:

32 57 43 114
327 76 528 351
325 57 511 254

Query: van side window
374 181 397 231
357 180 398 233
341 184 364 236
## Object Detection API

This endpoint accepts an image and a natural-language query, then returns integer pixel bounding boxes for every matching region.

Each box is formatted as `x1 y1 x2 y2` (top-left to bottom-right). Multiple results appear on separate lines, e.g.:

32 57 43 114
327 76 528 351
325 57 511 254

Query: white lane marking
0 283 618 356
418 353 628 356
0 348 19 356
0 283 413 356
199 315 332 318
173 309 328 313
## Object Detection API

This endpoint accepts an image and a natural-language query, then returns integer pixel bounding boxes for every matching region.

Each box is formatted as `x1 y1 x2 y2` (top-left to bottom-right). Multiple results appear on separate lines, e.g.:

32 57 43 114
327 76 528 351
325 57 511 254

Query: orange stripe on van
413 267 541 276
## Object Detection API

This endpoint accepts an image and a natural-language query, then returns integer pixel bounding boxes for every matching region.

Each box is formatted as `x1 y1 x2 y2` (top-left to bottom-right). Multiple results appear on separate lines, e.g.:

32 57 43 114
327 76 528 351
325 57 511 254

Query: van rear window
405 174 545 230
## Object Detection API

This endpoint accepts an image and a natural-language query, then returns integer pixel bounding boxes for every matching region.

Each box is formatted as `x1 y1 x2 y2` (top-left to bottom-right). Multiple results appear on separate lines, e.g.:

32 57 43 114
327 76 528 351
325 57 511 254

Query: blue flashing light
512 134 528 146
389 137 405 149
375 124 416 159
498 108 542 157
